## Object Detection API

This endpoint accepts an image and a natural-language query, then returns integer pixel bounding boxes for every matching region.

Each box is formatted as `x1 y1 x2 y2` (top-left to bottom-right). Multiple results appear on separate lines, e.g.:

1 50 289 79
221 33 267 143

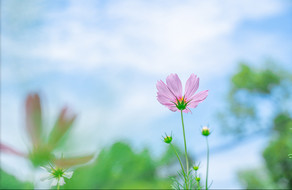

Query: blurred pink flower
156 74 208 113
1 93 94 168
0 143 26 157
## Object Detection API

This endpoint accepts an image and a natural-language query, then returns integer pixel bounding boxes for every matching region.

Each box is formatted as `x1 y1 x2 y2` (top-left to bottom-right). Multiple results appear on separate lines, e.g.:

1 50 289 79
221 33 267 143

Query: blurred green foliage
238 113 292 188
219 61 292 188
262 114 292 188
232 64 281 94
218 61 292 136
237 167 277 189
0 141 183 189
0 169 33 189
63 141 180 189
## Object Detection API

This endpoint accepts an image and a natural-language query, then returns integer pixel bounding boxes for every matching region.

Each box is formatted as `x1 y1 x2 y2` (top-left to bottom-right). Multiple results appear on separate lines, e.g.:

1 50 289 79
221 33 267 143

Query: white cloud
2 0 286 77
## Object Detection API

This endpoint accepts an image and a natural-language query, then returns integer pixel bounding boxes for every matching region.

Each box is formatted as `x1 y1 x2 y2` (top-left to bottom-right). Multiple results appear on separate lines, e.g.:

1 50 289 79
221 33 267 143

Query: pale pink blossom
156 74 208 113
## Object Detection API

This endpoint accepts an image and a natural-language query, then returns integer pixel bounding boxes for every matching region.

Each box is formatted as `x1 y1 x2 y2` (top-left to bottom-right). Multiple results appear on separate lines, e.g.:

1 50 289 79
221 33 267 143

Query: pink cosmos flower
156 73 208 113
0 93 94 168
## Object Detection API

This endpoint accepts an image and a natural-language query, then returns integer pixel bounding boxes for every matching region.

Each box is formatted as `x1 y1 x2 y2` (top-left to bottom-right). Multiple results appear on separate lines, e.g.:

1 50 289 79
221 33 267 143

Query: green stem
57 178 60 190
170 143 187 184
205 137 209 190
180 110 189 189
195 171 200 190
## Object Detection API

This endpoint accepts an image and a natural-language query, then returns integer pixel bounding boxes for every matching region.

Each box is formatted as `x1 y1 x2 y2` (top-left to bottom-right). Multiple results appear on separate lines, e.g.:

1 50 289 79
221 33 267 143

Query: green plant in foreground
0 93 94 189
63 141 173 189
157 73 211 189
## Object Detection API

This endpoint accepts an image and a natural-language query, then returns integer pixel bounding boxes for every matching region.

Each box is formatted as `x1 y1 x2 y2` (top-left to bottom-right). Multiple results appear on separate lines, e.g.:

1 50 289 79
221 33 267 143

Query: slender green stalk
195 171 199 190
197 181 201 190
180 111 189 189
57 178 60 190
170 143 187 185
205 137 209 190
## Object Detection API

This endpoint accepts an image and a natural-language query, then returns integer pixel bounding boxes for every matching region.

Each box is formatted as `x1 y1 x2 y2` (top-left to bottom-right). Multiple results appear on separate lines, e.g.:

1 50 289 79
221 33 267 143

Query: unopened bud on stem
163 134 173 144
201 126 210 137
193 165 199 171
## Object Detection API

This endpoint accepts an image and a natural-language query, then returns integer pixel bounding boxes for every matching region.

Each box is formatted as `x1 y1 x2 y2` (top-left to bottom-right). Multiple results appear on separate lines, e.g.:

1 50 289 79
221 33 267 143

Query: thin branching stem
170 143 187 184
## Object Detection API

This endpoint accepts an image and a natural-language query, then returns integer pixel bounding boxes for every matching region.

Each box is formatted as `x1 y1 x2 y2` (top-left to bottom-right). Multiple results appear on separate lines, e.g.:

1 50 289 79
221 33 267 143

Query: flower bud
193 165 199 171
196 177 200 182
163 135 173 144
201 126 210 136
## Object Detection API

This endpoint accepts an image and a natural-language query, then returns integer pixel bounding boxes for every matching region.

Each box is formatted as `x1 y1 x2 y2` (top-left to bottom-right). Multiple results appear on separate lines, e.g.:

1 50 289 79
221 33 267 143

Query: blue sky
1 0 292 188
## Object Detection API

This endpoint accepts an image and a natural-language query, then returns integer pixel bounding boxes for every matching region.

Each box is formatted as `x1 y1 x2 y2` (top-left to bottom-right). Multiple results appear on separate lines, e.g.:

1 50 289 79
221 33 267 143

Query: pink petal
156 79 179 112
54 154 94 168
166 74 182 99
191 90 209 101
157 94 174 106
183 108 191 113
157 95 179 112
0 143 26 157
184 74 199 100
48 107 77 150
188 90 209 108
156 80 176 101
187 101 200 109
25 93 43 148
168 106 179 112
